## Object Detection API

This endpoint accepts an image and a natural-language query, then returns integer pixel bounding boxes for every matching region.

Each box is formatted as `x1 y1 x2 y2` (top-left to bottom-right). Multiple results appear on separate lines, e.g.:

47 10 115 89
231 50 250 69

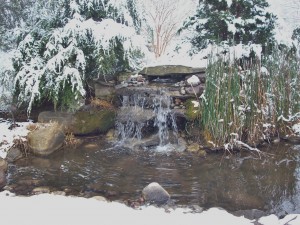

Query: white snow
292 123 300 135
0 120 32 158
0 50 15 111
187 75 200 86
191 100 199 108
0 191 299 225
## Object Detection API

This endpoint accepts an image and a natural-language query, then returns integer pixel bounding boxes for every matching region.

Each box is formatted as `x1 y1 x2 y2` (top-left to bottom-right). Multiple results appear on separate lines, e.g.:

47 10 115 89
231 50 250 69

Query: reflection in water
6 139 300 215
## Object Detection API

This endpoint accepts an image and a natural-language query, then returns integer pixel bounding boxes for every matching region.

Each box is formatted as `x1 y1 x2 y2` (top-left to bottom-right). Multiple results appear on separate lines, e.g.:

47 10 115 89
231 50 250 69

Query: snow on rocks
0 120 32 158
292 123 300 135
187 75 200 86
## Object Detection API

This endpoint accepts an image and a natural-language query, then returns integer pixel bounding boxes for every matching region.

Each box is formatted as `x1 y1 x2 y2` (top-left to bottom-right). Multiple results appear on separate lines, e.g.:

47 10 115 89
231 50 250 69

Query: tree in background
6 0 147 114
141 0 196 58
181 0 277 50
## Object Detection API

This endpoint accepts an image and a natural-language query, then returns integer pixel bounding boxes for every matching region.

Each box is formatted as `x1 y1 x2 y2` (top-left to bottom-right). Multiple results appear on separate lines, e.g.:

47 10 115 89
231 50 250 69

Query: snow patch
0 121 32 158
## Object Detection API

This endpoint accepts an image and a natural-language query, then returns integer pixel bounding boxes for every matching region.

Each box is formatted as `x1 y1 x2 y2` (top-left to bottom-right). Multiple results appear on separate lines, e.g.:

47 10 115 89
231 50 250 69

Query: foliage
7 0 147 114
292 27 300 45
181 0 277 51
184 99 201 122
200 45 300 149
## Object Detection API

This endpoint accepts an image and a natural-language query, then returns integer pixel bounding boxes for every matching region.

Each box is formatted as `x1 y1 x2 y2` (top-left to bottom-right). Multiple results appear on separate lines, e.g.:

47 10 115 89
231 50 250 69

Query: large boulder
94 82 115 101
71 109 115 135
38 109 115 135
0 158 8 173
142 182 170 205
0 158 7 189
6 147 23 163
28 124 65 156
0 171 6 189
38 111 74 131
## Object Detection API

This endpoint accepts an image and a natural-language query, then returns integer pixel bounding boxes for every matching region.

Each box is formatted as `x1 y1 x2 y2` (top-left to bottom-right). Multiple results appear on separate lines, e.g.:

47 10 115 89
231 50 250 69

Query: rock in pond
0 171 6 189
6 147 23 163
142 182 170 205
28 124 65 156
0 158 8 173
0 158 7 189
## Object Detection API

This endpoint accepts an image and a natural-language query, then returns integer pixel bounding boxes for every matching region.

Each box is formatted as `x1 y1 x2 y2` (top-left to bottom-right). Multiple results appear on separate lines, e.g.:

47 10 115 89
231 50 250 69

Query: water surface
7 138 300 215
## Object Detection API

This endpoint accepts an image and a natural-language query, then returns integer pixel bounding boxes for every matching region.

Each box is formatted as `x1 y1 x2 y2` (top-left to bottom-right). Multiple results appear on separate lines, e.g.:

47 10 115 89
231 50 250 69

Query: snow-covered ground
0 120 32 158
0 190 299 225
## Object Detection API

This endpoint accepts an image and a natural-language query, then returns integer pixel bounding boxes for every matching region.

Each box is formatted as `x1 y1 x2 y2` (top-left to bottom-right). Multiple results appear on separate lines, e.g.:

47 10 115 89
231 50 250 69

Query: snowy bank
0 120 32 158
0 191 299 225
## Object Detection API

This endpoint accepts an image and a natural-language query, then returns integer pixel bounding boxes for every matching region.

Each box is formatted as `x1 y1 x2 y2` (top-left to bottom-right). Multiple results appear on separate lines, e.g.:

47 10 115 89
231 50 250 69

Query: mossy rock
184 99 201 121
71 109 115 135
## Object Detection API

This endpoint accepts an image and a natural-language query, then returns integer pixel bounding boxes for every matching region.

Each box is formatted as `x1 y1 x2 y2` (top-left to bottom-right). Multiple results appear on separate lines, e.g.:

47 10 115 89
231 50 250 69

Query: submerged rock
142 182 170 205
6 147 23 163
28 124 65 156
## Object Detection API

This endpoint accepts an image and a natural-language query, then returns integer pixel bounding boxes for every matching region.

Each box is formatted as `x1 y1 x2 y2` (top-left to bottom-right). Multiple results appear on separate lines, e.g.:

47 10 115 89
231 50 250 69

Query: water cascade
116 89 179 150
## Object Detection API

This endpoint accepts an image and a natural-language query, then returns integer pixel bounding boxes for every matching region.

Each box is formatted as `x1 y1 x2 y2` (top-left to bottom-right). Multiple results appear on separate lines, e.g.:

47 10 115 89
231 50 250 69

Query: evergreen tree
181 0 277 50
10 0 147 113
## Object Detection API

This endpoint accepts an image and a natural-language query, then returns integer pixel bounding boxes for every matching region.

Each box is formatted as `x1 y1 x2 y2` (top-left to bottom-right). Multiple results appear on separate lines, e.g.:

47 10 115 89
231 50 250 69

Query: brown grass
90 98 115 110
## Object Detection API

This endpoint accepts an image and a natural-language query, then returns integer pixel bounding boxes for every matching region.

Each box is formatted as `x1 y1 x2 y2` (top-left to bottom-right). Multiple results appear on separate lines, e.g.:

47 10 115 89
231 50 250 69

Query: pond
6 137 300 216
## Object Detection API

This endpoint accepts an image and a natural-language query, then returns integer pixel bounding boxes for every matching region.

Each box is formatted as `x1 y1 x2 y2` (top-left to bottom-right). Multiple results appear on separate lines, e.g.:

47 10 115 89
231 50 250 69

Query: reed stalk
200 46 300 149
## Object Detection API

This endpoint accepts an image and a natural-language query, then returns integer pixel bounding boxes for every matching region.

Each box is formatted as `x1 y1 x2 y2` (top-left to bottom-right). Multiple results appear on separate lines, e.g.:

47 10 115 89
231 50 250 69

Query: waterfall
116 90 178 148
153 90 178 146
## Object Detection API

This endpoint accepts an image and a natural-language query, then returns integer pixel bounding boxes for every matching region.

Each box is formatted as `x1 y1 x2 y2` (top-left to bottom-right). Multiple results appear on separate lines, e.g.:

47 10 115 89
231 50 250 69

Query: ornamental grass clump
201 46 300 150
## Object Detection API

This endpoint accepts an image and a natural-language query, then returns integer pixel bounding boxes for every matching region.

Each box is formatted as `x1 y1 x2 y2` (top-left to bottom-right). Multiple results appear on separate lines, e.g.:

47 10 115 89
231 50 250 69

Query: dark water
6 137 300 215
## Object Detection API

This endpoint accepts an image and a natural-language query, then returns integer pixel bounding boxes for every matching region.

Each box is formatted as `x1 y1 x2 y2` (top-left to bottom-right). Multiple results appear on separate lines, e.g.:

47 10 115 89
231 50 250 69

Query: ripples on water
6 138 300 215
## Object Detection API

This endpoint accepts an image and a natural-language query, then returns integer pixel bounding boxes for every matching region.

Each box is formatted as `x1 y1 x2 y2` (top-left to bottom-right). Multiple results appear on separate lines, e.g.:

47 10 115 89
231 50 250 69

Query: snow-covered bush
0 51 15 111
12 0 149 114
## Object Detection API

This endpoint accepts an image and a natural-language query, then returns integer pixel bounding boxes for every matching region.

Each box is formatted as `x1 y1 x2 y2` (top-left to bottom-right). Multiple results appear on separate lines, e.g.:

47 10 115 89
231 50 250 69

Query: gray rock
38 111 74 131
142 182 170 205
117 107 155 123
71 109 115 135
38 109 115 135
0 158 8 173
185 84 205 96
0 171 6 189
94 83 115 100
28 124 65 156
233 209 267 220
6 147 23 163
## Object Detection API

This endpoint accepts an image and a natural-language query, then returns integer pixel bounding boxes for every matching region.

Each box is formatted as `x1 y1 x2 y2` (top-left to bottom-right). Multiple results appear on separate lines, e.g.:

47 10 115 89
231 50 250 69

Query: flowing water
6 139 300 216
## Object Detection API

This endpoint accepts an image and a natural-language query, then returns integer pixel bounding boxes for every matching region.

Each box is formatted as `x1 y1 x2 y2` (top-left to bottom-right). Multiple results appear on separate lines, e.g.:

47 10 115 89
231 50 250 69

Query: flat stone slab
140 65 205 77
